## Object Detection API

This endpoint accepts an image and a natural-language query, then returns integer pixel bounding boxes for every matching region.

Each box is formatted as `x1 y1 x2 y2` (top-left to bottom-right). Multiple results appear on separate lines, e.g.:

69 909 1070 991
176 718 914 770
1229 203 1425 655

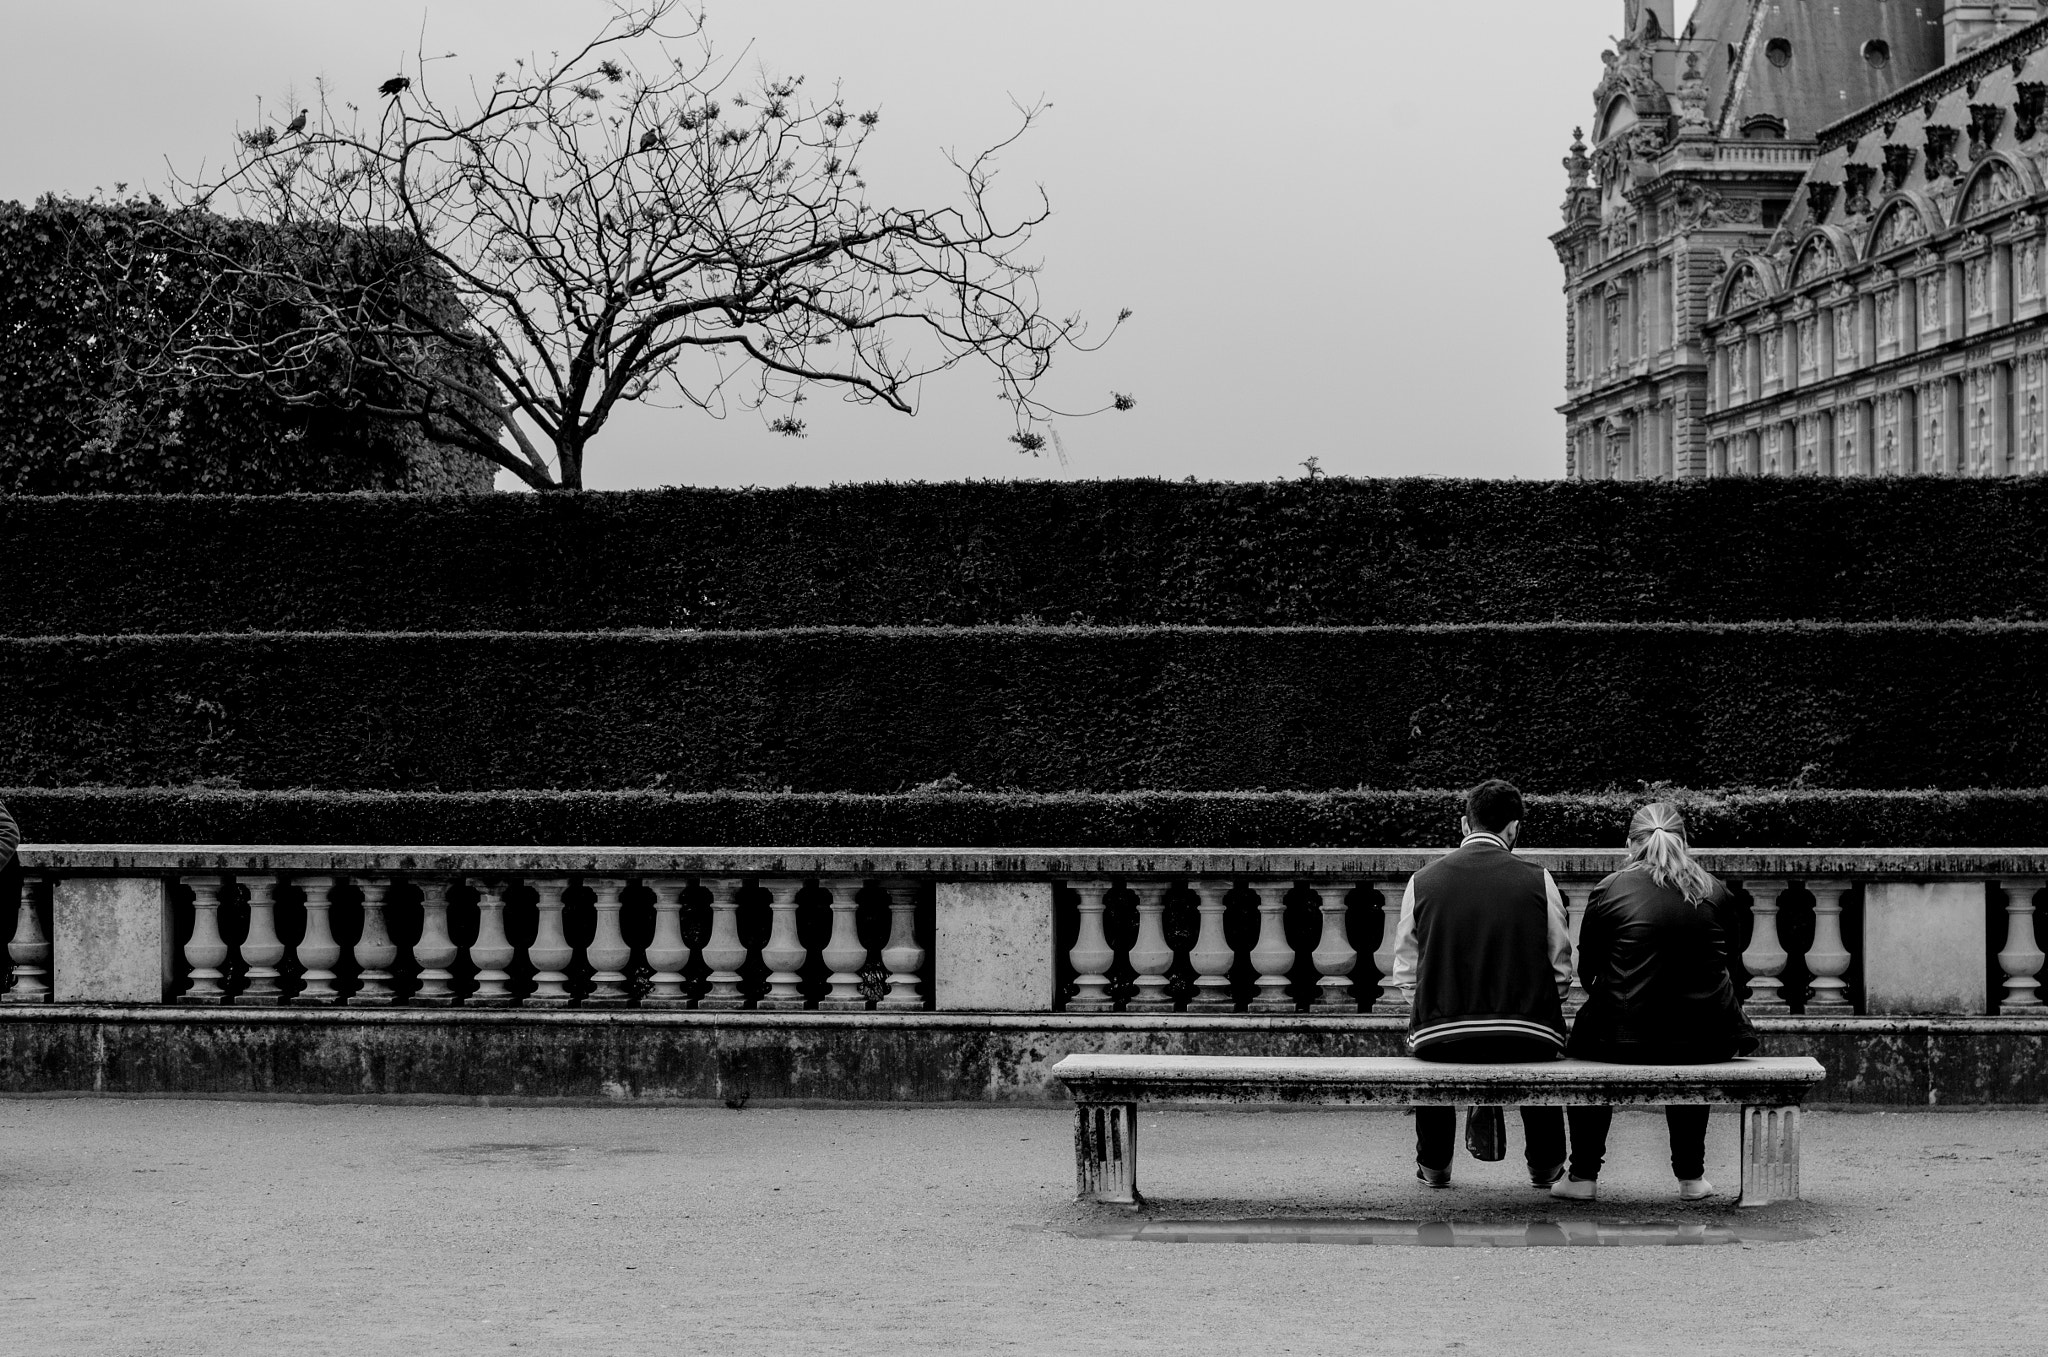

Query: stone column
1246 883 1295 1013
1186 881 1235 1013
757 878 808 1011
467 880 516 1006
1124 882 1176 1013
527 879 573 1006
294 876 341 1004
1804 881 1854 1016
240 877 285 1005
1997 878 2046 1015
1562 882 1593 1015
585 878 632 1005
1065 881 1116 1014
179 876 229 1004
878 878 927 1011
349 877 398 1006
2 875 51 1004
642 878 692 1009
1309 885 1357 1014
697 879 749 1010
412 880 458 1005
817 882 869 1012
1372 882 1408 1014
1739 879 1791 1014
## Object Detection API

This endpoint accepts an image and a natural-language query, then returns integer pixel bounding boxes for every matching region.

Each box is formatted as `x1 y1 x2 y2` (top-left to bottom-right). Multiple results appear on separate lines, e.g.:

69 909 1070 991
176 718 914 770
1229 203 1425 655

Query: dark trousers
1415 1105 1566 1174
1565 1105 1711 1181
1412 1035 1566 1174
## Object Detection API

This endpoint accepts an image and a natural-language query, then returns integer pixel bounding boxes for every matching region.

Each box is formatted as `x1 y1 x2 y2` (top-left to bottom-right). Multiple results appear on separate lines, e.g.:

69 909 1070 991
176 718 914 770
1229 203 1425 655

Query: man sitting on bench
1389 779 1574 1189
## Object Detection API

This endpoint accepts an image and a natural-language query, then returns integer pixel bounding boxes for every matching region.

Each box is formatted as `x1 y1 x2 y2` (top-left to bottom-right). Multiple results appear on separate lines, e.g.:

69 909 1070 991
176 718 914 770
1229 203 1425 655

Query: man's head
1461 779 1525 846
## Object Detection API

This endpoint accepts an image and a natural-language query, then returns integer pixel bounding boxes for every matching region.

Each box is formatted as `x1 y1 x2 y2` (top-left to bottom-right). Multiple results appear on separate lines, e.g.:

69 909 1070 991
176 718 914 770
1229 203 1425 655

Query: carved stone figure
1882 144 1917 195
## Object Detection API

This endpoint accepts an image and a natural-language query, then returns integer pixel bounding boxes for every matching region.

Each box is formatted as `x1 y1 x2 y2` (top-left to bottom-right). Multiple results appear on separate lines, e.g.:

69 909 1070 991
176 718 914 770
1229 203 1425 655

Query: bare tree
172 1 1127 489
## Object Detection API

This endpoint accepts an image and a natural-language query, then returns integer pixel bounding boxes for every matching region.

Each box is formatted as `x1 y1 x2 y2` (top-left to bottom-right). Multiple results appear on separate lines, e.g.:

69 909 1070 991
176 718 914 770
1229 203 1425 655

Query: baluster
1998 877 2047 1014
1740 879 1791 1014
698 879 749 1010
1372 881 1408 1014
350 877 397 1006
1804 880 1854 1016
2 874 52 1004
412 880 458 1005
467 880 515 1006
181 875 229 1004
1247 882 1295 1013
1126 882 1175 1013
1067 880 1115 1013
525 879 573 1006
292 875 341 1004
1562 881 1593 1015
586 878 632 1005
818 881 868 1011
643 878 692 1009
240 877 285 1005
1186 881 1235 1013
878 878 926 1010
758 878 808 1011
1310 884 1357 1014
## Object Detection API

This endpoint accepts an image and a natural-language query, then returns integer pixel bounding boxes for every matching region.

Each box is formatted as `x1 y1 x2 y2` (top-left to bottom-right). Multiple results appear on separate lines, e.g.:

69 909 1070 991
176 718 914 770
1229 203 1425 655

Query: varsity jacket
1388 832 1573 1054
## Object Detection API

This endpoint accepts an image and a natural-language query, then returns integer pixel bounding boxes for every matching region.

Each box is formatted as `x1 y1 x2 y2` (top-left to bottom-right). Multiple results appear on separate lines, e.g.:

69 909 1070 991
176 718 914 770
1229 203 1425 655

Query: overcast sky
0 1 1666 490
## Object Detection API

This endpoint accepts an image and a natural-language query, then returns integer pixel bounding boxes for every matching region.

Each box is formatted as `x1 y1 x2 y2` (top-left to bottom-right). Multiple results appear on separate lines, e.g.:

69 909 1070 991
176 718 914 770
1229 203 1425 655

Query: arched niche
1600 95 1639 143
1789 229 1854 288
1958 153 2041 221
1715 256 1781 316
1864 193 1938 259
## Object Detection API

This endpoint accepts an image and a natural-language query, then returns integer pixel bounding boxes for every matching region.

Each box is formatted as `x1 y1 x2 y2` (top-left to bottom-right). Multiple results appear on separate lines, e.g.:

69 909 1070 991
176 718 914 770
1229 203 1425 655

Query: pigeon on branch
285 109 308 135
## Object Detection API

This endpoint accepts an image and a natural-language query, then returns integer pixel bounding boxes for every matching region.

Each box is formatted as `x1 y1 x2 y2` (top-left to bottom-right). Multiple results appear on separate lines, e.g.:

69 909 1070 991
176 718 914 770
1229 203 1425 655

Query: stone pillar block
1863 881 1988 1015
53 877 170 1004
934 881 1054 1012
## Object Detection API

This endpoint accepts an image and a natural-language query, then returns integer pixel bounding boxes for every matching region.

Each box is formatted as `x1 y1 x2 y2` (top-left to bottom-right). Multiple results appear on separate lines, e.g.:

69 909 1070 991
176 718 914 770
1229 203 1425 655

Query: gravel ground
1 1097 2043 1355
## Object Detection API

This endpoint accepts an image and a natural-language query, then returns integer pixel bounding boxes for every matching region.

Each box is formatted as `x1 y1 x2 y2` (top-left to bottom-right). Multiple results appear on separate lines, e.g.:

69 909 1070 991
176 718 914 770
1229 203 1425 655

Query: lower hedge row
6 625 2048 792
6 787 2046 848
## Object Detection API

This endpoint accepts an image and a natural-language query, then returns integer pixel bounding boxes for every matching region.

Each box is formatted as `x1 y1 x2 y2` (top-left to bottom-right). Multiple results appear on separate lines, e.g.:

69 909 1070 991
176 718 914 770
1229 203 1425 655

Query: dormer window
1743 114 1789 141
1600 95 1639 142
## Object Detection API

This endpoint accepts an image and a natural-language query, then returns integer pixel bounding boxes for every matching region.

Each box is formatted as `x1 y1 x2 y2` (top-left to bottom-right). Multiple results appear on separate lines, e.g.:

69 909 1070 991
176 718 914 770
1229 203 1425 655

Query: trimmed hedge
8 479 2048 636
6 624 2047 793
6 786 2046 848
0 198 490 495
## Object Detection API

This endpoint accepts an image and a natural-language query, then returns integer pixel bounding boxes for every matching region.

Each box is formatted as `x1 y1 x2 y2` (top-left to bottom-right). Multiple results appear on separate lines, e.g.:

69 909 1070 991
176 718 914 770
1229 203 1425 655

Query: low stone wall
1 1010 2041 1107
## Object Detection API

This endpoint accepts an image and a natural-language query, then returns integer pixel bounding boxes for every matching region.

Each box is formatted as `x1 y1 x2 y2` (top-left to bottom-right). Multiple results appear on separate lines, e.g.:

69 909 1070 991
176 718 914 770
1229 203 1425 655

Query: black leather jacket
1565 865 1757 1062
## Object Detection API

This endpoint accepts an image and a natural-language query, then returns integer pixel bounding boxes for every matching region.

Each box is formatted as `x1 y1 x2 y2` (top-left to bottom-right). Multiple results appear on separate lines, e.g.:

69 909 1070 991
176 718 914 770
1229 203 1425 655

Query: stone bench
1048 1054 1828 1209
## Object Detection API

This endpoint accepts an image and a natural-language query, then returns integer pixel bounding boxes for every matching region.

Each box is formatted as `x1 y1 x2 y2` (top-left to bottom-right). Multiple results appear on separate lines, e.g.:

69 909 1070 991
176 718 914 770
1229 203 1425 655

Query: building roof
1691 0 1945 140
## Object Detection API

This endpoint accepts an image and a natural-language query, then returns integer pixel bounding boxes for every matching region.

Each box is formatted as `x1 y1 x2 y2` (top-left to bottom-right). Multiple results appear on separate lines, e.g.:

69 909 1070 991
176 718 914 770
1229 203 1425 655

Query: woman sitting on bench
1552 801 1758 1204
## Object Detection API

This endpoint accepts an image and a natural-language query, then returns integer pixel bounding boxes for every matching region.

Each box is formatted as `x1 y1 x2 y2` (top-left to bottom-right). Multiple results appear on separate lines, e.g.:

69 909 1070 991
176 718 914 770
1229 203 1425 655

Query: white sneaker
1678 1178 1715 1202
1550 1175 1597 1202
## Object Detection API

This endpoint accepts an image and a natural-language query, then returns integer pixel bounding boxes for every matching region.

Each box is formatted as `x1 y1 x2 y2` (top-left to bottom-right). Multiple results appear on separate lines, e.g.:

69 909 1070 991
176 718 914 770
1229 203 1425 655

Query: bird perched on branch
638 128 662 153
379 76 410 98
285 109 308 136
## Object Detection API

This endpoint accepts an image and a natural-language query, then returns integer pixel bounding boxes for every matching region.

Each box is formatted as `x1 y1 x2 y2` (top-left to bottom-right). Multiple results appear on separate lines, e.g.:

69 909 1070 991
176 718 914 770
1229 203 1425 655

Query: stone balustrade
2 848 2045 1019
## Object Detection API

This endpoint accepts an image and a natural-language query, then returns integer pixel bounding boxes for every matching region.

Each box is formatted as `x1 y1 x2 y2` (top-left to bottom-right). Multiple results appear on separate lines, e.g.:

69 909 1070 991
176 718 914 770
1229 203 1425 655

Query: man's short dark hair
1464 779 1525 834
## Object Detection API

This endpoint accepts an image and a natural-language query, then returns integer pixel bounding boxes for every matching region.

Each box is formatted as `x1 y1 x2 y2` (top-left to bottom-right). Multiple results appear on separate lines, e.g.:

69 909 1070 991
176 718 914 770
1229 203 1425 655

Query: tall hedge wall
6 624 2044 793
7 479 2048 635
0 198 490 495
6 787 2044 848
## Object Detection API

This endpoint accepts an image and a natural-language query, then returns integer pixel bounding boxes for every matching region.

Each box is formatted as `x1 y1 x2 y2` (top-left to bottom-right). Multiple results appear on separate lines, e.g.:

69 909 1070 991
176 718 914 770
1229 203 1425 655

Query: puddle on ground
1061 1218 1814 1247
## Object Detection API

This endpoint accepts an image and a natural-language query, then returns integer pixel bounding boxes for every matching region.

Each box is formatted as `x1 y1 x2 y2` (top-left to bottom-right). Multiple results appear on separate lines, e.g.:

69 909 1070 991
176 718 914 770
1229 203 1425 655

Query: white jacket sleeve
1542 869 1574 1000
1386 876 1420 1000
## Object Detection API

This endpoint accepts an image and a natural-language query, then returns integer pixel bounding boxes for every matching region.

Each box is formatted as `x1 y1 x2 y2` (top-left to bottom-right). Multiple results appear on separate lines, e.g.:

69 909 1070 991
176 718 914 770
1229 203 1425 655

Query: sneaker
1416 1163 1453 1189
1678 1178 1715 1202
1530 1160 1567 1189
1550 1174 1597 1202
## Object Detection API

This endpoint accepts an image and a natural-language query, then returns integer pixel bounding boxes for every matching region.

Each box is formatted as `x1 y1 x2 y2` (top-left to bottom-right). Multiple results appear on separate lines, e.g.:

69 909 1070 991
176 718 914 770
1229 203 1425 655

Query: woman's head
1625 801 1718 904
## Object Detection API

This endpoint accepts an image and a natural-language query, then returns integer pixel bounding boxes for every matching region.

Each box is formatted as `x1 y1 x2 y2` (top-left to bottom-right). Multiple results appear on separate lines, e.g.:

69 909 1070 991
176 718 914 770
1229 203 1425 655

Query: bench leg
1074 1102 1142 1206
1739 1105 1801 1207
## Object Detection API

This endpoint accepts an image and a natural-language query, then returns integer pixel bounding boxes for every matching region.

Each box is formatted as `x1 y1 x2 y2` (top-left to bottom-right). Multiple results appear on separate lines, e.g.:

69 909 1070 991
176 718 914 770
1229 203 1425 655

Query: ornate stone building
1558 1 2047 479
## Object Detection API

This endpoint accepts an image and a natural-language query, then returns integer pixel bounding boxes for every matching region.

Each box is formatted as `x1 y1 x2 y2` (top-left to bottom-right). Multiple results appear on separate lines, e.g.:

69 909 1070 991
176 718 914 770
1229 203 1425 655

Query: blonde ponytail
1624 801 1718 905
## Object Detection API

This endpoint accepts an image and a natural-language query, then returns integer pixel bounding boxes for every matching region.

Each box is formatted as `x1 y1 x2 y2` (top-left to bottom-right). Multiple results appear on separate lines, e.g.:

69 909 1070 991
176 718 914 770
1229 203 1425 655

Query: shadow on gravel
1057 1218 1816 1247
